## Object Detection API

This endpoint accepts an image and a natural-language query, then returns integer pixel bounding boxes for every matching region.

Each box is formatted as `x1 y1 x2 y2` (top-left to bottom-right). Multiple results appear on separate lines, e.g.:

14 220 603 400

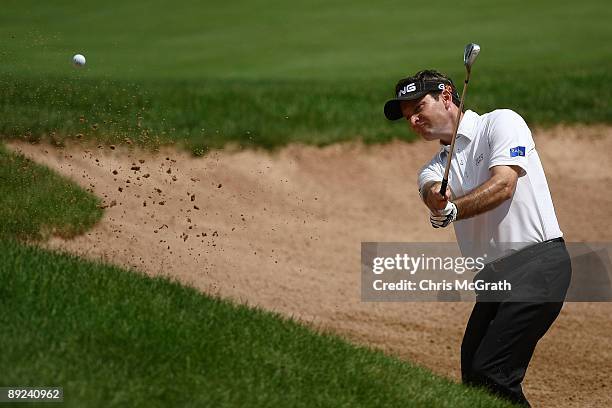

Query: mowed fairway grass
1 0 611 151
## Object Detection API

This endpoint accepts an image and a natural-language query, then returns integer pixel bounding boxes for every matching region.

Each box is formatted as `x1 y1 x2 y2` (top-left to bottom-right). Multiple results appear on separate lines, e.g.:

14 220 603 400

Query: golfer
384 70 571 406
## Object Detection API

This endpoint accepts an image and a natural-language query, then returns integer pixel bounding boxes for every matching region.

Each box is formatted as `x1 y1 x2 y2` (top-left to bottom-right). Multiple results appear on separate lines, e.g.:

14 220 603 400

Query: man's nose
410 114 420 127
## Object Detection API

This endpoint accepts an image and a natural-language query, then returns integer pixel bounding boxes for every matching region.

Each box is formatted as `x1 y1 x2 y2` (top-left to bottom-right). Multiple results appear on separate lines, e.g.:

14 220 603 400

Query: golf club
439 43 481 198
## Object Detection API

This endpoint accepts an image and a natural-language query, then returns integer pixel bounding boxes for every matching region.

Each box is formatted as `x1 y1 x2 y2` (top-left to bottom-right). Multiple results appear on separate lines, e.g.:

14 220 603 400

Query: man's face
400 92 454 142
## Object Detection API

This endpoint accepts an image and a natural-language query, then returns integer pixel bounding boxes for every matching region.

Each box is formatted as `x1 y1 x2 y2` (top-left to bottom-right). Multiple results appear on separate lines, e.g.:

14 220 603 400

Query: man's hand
421 181 452 212
430 201 457 228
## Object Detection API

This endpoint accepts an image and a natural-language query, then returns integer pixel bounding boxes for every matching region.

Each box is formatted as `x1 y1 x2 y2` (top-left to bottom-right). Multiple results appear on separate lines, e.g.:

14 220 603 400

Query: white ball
72 54 86 67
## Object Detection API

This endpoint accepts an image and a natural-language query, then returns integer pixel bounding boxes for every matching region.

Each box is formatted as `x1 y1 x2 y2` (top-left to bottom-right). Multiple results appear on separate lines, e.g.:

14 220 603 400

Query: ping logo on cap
398 83 417 96
397 82 445 98
510 146 526 157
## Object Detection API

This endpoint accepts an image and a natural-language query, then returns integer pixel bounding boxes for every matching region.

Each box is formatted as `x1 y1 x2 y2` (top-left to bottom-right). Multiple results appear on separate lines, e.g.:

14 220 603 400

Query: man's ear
442 85 454 109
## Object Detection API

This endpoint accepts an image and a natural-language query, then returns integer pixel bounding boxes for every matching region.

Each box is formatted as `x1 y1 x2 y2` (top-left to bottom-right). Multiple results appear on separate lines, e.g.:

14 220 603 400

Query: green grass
2 0 610 81
1 0 611 150
0 239 517 408
0 144 102 240
0 76 411 152
3 68 612 153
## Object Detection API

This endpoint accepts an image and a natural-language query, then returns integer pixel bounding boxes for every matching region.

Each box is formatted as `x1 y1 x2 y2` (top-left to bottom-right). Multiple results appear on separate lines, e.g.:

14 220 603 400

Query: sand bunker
8 124 612 407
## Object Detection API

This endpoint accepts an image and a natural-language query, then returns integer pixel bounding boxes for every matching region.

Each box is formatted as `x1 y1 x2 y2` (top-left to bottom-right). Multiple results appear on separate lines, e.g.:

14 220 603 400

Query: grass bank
3 67 611 153
0 144 102 240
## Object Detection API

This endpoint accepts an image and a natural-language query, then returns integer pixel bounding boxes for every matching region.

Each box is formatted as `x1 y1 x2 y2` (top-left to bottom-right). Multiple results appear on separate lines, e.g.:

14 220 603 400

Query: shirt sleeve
487 110 535 176
417 152 445 196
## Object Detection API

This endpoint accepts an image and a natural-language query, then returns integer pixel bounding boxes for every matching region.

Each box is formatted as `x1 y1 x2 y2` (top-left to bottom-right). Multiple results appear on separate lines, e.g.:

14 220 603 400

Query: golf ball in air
72 54 86 67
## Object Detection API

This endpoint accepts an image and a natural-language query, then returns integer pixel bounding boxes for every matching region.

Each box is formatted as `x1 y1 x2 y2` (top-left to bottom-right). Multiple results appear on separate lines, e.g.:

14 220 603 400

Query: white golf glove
430 201 458 229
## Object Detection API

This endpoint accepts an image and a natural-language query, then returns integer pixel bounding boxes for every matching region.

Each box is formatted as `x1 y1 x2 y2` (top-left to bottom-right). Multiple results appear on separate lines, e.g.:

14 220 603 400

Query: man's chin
415 127 448 142
418 131 439 142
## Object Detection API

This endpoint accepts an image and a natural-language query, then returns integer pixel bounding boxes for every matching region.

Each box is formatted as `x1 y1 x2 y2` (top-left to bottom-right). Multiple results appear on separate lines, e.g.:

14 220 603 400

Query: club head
464 43 481 71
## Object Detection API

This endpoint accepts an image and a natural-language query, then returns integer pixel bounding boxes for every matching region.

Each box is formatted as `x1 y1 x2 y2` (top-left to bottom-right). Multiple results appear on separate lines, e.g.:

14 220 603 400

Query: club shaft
439 71 471 198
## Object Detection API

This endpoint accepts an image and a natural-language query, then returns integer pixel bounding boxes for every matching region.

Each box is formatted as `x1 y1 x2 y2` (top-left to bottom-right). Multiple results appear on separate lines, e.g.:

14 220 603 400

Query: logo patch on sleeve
510 146 525 157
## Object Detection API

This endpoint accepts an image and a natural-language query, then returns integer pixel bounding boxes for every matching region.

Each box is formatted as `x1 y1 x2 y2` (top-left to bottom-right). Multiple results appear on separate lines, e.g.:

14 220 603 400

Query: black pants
461 238 572 407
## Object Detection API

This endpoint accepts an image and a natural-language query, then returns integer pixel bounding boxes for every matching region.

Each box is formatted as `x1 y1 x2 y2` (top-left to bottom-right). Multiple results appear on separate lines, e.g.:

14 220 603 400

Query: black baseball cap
384 79 459 121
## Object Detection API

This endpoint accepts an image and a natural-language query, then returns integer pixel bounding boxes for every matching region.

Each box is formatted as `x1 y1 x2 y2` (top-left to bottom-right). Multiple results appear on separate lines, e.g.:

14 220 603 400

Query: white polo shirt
417 109 562 259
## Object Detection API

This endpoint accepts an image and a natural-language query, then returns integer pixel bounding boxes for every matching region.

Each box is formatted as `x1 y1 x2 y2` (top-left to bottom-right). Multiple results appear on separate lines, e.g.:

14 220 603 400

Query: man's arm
453 165 521 220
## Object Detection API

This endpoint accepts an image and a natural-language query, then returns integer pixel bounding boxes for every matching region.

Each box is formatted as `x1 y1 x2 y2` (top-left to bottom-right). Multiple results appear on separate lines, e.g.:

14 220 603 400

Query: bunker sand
9 125 612 408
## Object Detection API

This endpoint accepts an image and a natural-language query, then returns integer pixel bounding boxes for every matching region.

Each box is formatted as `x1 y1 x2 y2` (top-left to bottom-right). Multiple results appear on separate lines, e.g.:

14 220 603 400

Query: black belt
545 237 564 244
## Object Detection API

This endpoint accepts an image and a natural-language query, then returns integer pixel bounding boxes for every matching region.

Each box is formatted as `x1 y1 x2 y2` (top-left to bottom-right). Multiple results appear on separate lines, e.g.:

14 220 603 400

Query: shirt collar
457 110 479 141
440 110 479 152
